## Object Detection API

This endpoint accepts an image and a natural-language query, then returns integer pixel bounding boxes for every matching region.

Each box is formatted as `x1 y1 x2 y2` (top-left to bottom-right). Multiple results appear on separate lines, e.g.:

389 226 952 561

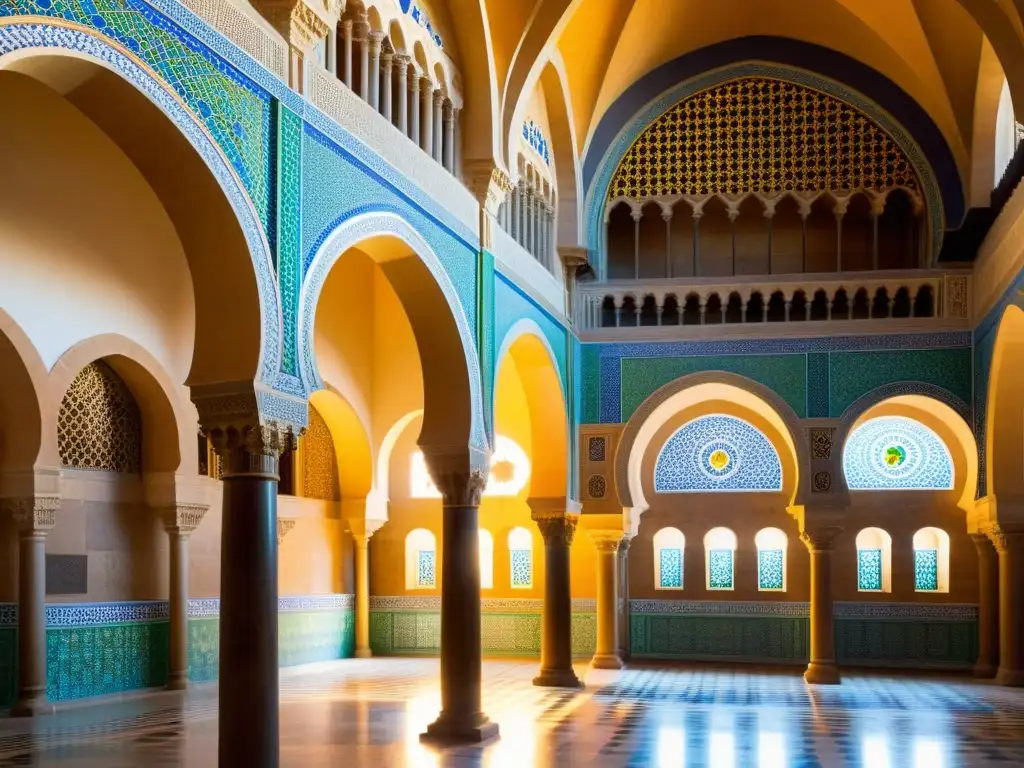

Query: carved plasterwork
465 159 513 219
533 514 579 546
589 530 625 553
799 526 843 553
161 504 210 537
810 428 834 460
2 496 59 535
251 0 330 49
277 517 297 544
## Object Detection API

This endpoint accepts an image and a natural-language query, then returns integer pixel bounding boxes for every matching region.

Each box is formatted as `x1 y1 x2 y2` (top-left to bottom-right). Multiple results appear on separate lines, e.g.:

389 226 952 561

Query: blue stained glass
510 549 532 588
858 548 883 591
758 549 785 590
417 550 435 588
915 549 939 591
654 415 783 493
708 549 734 589
659 548 683 588
843 416 954 490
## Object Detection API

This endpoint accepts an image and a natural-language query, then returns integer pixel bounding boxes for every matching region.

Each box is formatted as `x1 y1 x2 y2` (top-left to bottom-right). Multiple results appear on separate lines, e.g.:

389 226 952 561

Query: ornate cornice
161 503 209 537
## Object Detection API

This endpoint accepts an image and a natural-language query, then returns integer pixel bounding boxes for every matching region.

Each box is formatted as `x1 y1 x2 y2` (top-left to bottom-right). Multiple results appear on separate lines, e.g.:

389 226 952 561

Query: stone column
341 20 353 89
355 18 370 102
432 90 444 162
207 421 296 767
531 505 582 688
514 182 525 244
326 27 337 76
408 71 420 144
420 455 498 743
590 531 623 669
420 76 434 154
367 31 383 112
162 503 209 690
800 526 842 684
617 537 631 662
346 518 385 658
380 52 393 123
972 533 1000 678
443 101 456 173
395 55 409 134
990 526 1024 685
525 187 535 256
4 496 57 716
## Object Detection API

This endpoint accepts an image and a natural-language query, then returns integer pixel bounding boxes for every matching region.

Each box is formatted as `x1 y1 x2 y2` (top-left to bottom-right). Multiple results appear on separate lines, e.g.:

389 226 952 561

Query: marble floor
1 659 1023 766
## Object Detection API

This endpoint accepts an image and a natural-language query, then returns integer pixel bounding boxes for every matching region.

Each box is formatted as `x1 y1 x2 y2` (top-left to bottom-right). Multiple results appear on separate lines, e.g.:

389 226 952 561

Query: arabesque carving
3 496 59 535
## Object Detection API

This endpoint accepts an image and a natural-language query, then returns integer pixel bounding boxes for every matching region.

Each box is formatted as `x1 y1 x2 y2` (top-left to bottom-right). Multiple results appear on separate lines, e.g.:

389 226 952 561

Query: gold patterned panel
303 403 339 501
58 361 142 473
609 77 919 199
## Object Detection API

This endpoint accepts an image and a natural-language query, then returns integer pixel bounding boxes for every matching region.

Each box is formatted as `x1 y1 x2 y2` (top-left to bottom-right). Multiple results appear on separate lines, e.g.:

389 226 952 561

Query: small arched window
508 527 533 589
704 527 737 590
405 528 437 590
479 529 494 590
856 527 892 593
755 527 788 591
653 527 685 589
913 527 951 593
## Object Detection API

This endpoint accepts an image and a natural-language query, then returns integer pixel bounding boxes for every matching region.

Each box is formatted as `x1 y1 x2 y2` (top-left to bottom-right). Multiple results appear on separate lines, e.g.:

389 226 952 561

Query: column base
420 713 499 744
803 662 841 685
10 696 54 718
590 653 623 670
995 667 1024 686
166 672 189 691
355 648 373 659
974 662 998 679
533 669 584 689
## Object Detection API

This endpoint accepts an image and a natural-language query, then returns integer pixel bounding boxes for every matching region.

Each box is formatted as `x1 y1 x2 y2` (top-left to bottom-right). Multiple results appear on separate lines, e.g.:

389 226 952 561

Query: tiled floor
2 659 1024 766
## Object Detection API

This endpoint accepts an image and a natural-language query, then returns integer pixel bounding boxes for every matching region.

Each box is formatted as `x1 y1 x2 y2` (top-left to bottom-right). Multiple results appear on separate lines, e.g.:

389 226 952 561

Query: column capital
618 537 631 554
433 88 445 107
345 516 386 544
368 29 384 54
277 517 297 545
529 502 580 546
409 72 421 92
251 0 331 50
341 18 353 37
421 445 490 507
589 529 624 553
972 532 998 556
161 503 209 537
463 159 513 216
558 246 588 269
443 100 455 122
2 496 58 535
800 526 843 553
420 74 434 91
987 524 1024 554
381 51 394 71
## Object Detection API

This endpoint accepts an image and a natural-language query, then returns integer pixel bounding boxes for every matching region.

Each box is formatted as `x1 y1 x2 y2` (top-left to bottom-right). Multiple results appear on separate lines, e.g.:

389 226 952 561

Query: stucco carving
161 504 210 536
533 514 579 546
799 526 842 552
277 517 297 544
3 496 59 535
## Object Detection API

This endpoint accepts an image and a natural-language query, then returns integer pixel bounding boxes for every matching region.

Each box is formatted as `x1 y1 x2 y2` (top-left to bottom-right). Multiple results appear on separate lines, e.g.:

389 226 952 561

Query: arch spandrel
0 308 48 472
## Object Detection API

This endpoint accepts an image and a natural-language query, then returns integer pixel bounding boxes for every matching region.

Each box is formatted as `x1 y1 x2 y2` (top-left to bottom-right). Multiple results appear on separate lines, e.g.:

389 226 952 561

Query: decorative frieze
161 503 209 536
369 596 597 613
3 496 59 534
630 600 810 617
188 594 356 618
832 602 978 620
45 601 170 628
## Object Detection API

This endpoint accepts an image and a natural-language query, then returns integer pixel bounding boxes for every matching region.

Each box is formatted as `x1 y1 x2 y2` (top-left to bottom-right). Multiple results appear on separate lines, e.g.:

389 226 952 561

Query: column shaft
354 536 372 658
591 534 622 669
13 530 50 716
409 74 420 144
526 189 535 256
993 529 1024 685
342 21 353 89
443 104 456 173
168 531 189 689
357 26 370 102
381 54 393 123
432 91 444 162
533 516 582 688
420 77 434 153
396 57 409 134
973 533 999 677
802 528 841 684
617 538 631 662
367 33 382 111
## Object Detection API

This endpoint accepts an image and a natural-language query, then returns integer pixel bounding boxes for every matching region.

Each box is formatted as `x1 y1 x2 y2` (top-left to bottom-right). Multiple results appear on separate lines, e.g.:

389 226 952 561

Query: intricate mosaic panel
609 77 919 199
758 549 785 591
275 104 302 378
708 549 734 590
58 361 141 473
835 613 977 668
915 549 939 592
587 474 606 499
630 613 809 662
588 437 606 462
858 548 883 591
655 415 783 492
303 403 339 501
510 550 532 588
843 416 954 490
417 551 436 588
659 548 683 589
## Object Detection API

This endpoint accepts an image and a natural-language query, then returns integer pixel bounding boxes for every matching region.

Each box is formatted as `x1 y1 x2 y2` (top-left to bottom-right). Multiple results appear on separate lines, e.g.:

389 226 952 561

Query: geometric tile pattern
275 104 303 377
417 550 436 588
57 361 141 473
915 549 940 591
844 415 954 490
835 615 977 668
658 548 683 588
630 613 809 661
510 549 532 588
758 549 785 590
858 548 884 591
708 549 734 589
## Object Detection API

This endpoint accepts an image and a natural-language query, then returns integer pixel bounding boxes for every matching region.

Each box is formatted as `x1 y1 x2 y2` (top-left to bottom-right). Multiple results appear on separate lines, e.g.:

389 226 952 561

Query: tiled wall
834 602 977 669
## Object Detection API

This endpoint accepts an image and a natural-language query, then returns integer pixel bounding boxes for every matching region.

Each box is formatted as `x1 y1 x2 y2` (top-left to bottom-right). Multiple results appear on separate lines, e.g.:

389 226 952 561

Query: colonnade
325 12 460 174
498 177 556 272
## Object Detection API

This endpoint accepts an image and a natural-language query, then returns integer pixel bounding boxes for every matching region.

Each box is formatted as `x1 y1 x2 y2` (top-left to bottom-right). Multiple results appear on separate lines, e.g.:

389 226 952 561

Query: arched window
913 527 951 593
508 527 533 589
704 527 737 590
479 529 494 590
405 528 437 590
856 528 892 593
653 527 685 589
411 435 531 498
755 527 788 591
842 416 954 490
654 415 783 493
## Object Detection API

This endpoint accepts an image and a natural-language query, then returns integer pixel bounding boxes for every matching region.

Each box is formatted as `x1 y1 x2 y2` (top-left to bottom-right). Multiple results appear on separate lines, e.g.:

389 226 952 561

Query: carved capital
534 514 579 546
971 532 997 559
277 518 297 545
161 503 209 537
252 0 331 49
800 526 842 553
443 100 455 122
464 159 513 217
368 30 384 56
345 516 386 546
3 496 58 535
987 524 1024 554
421 446 489 507
590 530 624 553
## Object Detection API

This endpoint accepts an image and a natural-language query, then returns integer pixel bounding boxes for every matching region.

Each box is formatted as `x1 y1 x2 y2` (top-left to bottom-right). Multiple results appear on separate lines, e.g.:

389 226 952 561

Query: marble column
800 526 842 684
5 496 57 716
326 27 337 76
162 503 209 690
367 32 383 112
381 52 393 123
408 71 420 144
356 18 370 102
341 20 353 89
513 182 524 244
420 76 434 154
991 526 1024 685
347 519 384 658
442 101 456 173
432 90 444 163
525 187 535 256
209 424 296 767
420 459 498 743
617 537 631 662
453 108 462 179
532 509 582 688
590 531 623 669
973 533 1000 678
395 55 409 134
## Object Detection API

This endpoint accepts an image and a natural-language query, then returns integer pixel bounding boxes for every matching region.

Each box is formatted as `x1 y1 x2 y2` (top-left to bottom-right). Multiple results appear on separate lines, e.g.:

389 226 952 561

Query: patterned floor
1 659 1023 766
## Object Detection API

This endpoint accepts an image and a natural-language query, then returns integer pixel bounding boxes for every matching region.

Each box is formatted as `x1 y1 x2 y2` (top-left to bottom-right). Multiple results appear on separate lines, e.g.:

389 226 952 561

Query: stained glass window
914 549 939 591
842 416 954 490
708 549 734 589
758 549 785 590
417 550 436 588
511 549 532 588
659 548 683 588
858 548 883 591
654 415 783 493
